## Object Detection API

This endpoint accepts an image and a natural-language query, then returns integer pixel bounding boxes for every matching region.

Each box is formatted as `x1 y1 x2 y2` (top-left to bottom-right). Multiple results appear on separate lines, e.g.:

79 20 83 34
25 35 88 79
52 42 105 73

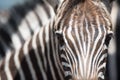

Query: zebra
0 0 62 58
0 0 113 79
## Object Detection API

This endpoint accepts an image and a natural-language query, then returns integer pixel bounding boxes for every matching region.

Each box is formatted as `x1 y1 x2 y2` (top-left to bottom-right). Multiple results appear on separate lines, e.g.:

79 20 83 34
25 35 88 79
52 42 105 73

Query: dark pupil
56 33 64 46
105 34 112 46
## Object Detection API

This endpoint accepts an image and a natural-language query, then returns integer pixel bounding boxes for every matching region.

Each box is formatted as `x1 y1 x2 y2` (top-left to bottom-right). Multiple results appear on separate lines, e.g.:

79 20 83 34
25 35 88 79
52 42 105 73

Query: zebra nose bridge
74 40 105 79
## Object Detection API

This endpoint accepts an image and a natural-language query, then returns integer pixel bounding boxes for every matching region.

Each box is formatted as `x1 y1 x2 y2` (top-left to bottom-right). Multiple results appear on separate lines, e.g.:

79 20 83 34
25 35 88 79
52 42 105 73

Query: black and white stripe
0 0 62 58
0 18 65 80
0 0 113 80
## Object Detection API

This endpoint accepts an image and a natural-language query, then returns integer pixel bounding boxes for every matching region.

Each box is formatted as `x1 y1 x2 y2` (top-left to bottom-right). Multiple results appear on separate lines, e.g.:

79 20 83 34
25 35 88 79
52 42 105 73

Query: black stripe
0 39 6 57
6 22 25 44
9 53 20 80
36 34 45 70
65 74 72 80
42 2 51 18
0 28 12 48
8 9 22 31
32 0 44 4
97 49 107 67
60 52 69 64
19 48 33 80
28 39 44 80
25 19 34 35
98 67 106 79
0 60 7 80
33 10 43 26
49 26 62 80
43 27 53 80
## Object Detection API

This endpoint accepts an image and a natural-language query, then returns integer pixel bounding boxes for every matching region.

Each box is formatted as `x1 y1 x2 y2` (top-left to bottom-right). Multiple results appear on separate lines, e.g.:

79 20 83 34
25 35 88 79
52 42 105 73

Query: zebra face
54 0 113 79
55 23 113 80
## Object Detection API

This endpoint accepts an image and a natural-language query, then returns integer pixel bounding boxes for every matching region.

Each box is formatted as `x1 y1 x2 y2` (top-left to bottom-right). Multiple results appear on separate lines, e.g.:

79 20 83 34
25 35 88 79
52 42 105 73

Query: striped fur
54 0 113 79
0 18 65 80
0 0 113 80
0 0 58 58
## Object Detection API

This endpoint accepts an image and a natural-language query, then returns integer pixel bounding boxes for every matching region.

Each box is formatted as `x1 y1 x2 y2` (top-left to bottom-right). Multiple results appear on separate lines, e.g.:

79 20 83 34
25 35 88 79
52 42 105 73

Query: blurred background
0 0 119 80
0 0 29 10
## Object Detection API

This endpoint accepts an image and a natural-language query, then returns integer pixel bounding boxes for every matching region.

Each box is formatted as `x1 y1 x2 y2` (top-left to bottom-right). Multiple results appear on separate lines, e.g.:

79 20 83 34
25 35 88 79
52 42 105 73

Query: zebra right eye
105 33 113 46
55 30 62 37
55 30 65 46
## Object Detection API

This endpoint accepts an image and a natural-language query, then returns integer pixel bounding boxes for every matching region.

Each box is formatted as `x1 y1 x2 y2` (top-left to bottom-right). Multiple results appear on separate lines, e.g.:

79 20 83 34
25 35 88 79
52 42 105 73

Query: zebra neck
38 20 65 79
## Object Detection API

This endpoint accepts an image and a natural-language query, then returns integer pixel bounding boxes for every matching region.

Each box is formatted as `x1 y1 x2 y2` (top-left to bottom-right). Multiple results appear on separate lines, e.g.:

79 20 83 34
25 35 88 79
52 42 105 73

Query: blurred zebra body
0 0 113 79
0 17 65 80
0 0 62 58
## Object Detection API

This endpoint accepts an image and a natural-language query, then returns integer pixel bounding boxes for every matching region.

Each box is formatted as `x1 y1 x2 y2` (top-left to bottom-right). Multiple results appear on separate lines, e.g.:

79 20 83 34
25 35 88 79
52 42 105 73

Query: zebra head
54 0 113 79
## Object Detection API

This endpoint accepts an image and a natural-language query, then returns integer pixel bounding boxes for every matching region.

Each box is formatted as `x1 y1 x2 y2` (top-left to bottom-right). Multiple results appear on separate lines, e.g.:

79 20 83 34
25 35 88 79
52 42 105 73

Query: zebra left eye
105 33 113 46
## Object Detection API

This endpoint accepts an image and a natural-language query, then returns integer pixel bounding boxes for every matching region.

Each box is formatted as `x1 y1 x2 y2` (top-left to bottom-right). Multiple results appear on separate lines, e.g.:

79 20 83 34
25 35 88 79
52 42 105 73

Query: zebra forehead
62 18 108 31
58 14 111 33
54 4 112 36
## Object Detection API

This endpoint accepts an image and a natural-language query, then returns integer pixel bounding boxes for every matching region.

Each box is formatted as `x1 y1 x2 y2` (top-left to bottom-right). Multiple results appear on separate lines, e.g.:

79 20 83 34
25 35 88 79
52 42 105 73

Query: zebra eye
105 33 113 46
55 30 62 37
55 32 63 40
55 30 65 46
